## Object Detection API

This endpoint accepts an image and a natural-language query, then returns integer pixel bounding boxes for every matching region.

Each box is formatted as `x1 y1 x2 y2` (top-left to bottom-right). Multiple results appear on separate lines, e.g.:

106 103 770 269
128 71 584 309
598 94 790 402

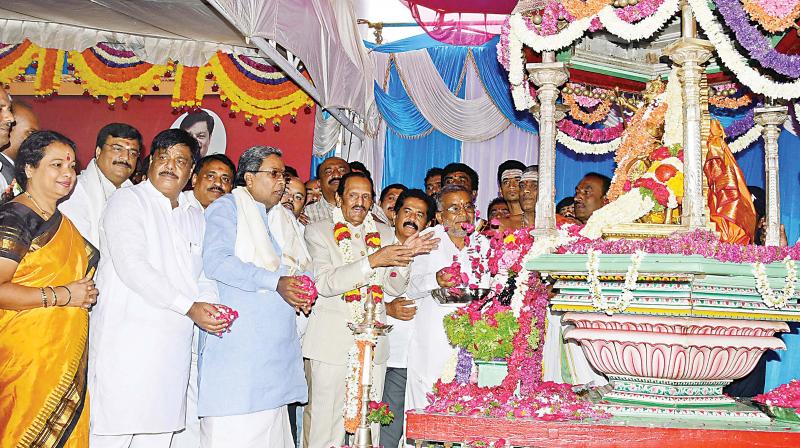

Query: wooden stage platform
406 411 800 447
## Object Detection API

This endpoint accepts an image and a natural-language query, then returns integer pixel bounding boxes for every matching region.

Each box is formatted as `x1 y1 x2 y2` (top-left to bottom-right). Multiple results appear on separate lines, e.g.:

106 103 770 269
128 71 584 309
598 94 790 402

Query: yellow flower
504 234 516 244
666 172 684 197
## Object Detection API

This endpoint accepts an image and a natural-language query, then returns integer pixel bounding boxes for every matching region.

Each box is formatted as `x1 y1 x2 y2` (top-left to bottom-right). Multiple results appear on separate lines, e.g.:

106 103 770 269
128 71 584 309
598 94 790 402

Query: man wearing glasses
60 122 142 247
197 146 312 447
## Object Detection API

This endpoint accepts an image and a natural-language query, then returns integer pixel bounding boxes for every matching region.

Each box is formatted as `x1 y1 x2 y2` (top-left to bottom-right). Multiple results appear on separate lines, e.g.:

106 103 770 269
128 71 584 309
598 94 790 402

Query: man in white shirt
89 129 227 448
0 88 15 192
381 189 436 448
303 156 349 223
0 101 39 192
170 153 235 448
405 184 489 413
59 123 141 247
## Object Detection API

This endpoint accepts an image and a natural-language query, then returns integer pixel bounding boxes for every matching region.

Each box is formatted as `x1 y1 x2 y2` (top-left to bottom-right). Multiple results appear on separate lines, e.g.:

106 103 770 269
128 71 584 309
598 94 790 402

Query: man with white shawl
197 146 311 447
60 123 140 247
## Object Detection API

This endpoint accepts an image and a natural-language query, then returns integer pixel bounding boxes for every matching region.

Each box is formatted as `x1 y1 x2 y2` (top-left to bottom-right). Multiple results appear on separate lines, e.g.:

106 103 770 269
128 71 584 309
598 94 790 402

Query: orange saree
0 207 97 448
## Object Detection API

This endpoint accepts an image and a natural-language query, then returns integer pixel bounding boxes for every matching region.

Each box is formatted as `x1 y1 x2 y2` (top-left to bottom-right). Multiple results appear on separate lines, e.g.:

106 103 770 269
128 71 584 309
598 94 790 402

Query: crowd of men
0 94 614 448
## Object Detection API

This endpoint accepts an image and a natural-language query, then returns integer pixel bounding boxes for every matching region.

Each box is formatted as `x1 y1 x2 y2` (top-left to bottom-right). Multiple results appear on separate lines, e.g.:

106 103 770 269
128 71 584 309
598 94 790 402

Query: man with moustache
170 153 235 448
405 184 490 413
0 101 39 191
60 123 142 247
305 179 322 205
573 172 611 224
303 157 350 223
89 129 226 448
381 188 436 448
198 146 311 447
282 175 307 219
302 172 438 448
0 88 15 192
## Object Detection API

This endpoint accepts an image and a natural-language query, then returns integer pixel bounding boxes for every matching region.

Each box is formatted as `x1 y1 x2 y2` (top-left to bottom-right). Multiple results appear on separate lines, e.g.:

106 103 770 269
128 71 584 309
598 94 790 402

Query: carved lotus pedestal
526 253 800 421
563 312 787 419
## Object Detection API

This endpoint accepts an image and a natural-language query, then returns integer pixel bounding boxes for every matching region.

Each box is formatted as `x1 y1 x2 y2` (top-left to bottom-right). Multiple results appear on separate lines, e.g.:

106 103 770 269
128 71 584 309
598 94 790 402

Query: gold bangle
40 287 48 308
59 286 72 307
47 286 57 307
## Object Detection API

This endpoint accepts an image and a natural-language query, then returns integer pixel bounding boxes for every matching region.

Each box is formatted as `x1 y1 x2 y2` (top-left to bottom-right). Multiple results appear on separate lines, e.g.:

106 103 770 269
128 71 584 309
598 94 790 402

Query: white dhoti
170 351 200 448
90 432 174 448
303 359 386 448
200 406 293 448
542 309 608 386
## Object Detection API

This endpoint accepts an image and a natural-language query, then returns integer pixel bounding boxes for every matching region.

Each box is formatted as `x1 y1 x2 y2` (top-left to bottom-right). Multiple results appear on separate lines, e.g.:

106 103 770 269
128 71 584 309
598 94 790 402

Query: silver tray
430 287 491 305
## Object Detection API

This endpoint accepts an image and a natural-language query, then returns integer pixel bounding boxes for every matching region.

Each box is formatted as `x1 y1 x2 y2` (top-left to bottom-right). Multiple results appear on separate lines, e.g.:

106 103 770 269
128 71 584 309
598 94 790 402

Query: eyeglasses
444 202 476 215
250 169 289 181
104 143 140 159
323 166 349 176
202 172 232 185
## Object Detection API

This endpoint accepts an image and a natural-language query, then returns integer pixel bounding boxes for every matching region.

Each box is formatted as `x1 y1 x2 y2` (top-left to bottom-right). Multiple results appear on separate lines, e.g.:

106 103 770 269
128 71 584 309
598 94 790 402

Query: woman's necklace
25 192 51 219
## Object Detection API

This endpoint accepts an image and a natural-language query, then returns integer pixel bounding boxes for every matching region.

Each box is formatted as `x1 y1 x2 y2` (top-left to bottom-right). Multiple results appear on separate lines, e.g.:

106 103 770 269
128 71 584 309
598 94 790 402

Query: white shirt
59 159 132 247
385 294 414 369
303 195 335 223
89 180 217 435
405 225 489 411
0 152 14 192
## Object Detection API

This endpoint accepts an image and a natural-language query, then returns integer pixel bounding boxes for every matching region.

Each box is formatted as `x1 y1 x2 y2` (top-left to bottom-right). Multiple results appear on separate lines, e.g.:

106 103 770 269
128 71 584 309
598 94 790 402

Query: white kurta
404 225 488 412
59 159 133 247
89 180 217 435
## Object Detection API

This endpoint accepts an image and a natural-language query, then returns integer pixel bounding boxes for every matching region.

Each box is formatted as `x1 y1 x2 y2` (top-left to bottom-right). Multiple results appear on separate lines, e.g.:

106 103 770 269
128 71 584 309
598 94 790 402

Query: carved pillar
527 51 568 235
754 105 788 246
664 3 714 231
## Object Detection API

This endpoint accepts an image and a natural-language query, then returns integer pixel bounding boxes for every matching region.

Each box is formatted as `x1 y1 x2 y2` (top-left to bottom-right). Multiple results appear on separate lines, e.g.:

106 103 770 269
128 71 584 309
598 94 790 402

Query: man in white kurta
171 154 235 448
405 185 489 413
302 172 437 448
89 129 228 448
59 123 141 247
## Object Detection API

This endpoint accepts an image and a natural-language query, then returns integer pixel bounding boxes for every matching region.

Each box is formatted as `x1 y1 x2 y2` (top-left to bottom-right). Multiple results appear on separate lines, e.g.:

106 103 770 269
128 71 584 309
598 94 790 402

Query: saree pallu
0 217 94 448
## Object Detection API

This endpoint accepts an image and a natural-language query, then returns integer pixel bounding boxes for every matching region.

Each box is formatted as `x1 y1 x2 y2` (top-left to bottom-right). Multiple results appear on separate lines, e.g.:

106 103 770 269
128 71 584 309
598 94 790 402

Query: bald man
0 89 14 191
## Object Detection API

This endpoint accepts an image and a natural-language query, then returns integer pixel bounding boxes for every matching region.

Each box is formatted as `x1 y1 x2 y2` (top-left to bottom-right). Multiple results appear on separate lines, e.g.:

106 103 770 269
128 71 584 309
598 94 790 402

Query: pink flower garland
558 228 800 264
558 118 625 142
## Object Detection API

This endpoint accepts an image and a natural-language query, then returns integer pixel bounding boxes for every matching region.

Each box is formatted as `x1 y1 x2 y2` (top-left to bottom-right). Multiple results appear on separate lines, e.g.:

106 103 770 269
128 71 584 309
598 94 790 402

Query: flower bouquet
296 274 318 306
444 300 520 361
366 400 394 426
752 380 800 423
209 304 239 337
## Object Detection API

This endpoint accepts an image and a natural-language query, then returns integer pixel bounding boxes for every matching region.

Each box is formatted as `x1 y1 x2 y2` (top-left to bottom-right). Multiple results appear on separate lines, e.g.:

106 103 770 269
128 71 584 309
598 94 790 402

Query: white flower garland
580 189 656 239
728 125 763 153
509 13 593 53
598 0 680 41
332 207 381 323
557 131 622 155
439 350 459 384
510 267 530 318
586 250 644 315
342 333 381 424
689 0 800 100
664 67 684 148
753 259 797 309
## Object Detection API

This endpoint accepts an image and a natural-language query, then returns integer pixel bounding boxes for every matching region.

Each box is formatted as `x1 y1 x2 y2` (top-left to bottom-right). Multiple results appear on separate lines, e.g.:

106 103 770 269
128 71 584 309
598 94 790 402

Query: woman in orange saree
0 131 99 448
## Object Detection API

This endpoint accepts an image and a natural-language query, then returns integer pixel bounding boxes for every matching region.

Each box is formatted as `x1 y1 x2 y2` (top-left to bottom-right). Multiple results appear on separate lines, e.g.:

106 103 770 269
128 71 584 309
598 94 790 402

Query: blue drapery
555 145 616 202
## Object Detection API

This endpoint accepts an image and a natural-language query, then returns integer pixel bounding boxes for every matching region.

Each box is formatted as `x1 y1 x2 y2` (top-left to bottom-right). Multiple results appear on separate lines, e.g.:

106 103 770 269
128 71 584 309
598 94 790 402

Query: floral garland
709 93 752 110
0 40 39 86
753 258 797 309
171 64 206 110
563 92 614 124
663 67 683 147
332 207 383 323
557 118 625 142
579 188 655 239
729 124 763 153
557 131 622 155
33 48 64 97
68 47 169 104
596 0 679 40
689 0 800 99
586 249 644 315
714 0 800 79
343 335 380 433
741 0 800 33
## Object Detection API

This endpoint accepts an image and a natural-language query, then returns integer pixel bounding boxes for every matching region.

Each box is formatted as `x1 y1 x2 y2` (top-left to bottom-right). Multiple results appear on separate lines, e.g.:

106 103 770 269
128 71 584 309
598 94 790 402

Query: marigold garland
171 64 206 110
741 0 800 33
68 47 169 104
344 339 369 433
709 93 752 109
33 48 64 96
563 92 614 124
208 52 313 126
0 40 38 86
